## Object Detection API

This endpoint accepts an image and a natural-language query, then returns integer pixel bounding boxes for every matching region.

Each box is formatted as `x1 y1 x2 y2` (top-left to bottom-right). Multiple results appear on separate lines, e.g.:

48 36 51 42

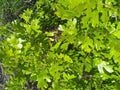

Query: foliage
0 0 120 90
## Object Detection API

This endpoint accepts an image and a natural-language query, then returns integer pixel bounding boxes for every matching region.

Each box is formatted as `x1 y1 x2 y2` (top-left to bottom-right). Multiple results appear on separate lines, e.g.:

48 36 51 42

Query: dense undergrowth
0 0 120 90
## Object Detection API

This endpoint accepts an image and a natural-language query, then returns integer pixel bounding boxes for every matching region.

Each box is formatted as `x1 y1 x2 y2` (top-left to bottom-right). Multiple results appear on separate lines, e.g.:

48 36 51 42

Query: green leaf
91 11 99 27
64 55 73 63
113 30 120 39
37 70 48 88
63 72 76 81
20 9 33 23
60 42 69 51
30 19 40 32
81 36 94 53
